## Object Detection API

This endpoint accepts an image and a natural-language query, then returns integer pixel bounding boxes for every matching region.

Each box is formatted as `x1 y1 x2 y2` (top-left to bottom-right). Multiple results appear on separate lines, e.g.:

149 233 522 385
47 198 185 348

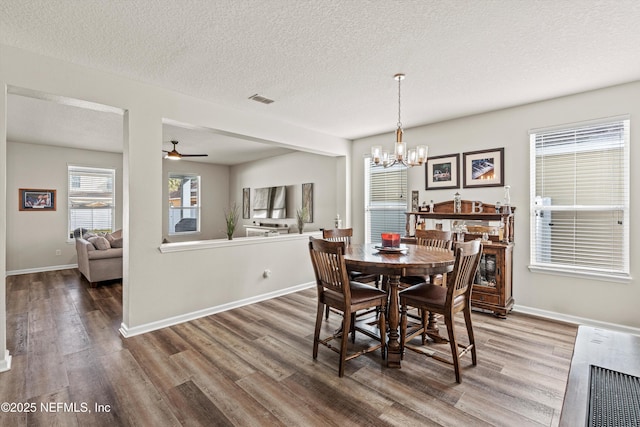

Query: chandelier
371 73 427 168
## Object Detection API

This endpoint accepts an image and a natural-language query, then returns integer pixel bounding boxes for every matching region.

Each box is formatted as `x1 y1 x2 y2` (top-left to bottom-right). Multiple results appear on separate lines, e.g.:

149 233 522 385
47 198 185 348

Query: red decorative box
381 233 400 248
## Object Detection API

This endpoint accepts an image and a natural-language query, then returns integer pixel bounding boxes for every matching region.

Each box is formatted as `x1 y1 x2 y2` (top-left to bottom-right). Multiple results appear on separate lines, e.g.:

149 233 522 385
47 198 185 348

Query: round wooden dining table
343 243 455 368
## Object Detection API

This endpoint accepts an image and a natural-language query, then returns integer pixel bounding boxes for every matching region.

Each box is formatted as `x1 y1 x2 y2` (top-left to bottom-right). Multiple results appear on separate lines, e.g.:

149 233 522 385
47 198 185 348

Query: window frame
528 116 630 282
168 173 201 235
364 158 408 244
68 165 116 239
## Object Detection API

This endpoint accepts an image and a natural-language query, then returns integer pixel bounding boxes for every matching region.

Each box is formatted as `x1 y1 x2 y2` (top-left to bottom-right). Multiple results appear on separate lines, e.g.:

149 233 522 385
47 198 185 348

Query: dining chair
399 240 482 383
308 237 387 377
322 228 380 319
400 229 453 287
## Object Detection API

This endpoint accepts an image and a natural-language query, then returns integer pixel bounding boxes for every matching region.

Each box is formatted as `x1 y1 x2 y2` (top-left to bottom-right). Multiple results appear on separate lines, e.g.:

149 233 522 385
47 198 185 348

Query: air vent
248 94 274 104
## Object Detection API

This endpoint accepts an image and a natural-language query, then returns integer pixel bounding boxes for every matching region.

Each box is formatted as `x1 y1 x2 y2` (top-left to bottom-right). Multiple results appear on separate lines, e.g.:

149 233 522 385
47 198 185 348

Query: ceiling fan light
165 151 181 160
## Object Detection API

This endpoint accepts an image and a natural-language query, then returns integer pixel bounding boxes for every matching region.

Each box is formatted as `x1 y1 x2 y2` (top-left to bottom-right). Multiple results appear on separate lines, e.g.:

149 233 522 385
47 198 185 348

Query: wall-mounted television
253 186 287 219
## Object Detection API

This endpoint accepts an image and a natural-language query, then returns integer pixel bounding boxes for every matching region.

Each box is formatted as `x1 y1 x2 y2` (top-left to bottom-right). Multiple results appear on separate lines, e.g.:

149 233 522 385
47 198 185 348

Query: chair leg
445 311 462 383
339 310 352 377
313 300 325 359
421 309 428 344
400 304 407 360
379 305 386 360
350 312 357 343
325 304 330 319
463 306 477 365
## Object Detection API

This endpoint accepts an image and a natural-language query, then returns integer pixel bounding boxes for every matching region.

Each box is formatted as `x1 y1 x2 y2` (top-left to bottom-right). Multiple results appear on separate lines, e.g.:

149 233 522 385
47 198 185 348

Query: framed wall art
302 183 313 223
425 153 460 190
462 147 504 188
19 188 57 211
242 187 250 219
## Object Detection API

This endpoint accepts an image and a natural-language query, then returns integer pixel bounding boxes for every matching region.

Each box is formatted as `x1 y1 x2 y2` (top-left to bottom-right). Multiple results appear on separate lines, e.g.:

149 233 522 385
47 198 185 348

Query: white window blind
68 166 116 238
168 174 200 234
365 159 408 244
529 118 629 280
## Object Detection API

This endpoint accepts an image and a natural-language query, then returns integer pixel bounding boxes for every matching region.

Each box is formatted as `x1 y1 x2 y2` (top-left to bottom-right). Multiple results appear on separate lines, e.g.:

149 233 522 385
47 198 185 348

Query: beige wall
230 151 341 234
6 142 123 272
353 81 640 329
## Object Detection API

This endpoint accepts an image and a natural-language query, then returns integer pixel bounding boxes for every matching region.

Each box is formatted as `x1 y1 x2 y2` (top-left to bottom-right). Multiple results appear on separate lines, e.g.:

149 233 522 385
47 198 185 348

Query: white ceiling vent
248 94 274 104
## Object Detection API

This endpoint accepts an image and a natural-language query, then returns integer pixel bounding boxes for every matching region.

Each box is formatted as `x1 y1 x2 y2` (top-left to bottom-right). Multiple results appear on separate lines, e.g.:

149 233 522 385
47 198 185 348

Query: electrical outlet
55 249 62 256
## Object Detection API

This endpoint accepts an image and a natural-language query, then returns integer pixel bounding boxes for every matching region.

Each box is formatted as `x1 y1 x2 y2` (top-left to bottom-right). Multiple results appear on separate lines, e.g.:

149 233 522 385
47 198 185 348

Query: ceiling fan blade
180 154 209 157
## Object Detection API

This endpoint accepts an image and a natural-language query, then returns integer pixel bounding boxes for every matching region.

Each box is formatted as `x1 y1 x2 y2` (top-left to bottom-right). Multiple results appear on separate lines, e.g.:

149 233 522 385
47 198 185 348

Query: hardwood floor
1 269 577 426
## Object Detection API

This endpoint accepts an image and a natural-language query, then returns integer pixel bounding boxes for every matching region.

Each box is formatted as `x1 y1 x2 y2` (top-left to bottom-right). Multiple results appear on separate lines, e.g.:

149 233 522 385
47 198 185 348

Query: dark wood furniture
401 229 453 287
404 200 515 318
308 238 387 377
343 243 455 368
322 228 379 286
560 325 640 426
399 240 483 383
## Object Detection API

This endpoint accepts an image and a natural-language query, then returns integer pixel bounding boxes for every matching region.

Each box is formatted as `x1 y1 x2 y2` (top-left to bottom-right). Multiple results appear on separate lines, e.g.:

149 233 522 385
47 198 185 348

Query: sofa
75 229 123 286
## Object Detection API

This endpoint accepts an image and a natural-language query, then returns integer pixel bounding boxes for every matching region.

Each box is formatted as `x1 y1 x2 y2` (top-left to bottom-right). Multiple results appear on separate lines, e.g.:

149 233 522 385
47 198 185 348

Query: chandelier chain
397 75 402 129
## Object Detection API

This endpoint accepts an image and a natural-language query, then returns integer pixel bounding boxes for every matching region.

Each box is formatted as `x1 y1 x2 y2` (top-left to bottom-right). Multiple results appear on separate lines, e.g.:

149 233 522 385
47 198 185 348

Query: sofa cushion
104 231 123 248
86 247 123 260
88 236 111 250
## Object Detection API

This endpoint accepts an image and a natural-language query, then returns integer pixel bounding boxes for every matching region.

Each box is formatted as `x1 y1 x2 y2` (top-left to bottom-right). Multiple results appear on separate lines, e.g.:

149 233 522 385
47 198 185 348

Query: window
529 117 630 280
168 174 200 234
68 166 116 238
364 159 408 244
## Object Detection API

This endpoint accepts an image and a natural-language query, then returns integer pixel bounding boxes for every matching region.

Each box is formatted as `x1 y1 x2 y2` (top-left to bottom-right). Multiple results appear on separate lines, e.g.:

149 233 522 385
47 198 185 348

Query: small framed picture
19 188 57 211
425 153 460 190
242 187 250 219
302 183 313 223
462 148 504 188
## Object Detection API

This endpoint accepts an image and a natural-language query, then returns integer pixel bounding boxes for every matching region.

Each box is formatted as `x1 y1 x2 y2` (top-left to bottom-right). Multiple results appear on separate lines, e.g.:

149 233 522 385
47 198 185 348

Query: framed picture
302 183 313 223
19 188 56 211
411 190 419 211
242 187 250 219
425 153 460 190
463 147 504 188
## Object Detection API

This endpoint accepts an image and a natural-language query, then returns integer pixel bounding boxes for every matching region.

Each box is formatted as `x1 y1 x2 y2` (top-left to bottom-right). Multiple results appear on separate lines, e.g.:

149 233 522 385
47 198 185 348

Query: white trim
159 231 322 253
528 114 630 135
119 281 316 338
6 263 78 276
513 304 640 336
0 350 12 372
527 265 632 284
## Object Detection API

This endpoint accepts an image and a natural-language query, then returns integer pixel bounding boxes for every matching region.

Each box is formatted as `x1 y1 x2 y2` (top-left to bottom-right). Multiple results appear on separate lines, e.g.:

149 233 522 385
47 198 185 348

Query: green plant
296 206 308 233
223 202 240 239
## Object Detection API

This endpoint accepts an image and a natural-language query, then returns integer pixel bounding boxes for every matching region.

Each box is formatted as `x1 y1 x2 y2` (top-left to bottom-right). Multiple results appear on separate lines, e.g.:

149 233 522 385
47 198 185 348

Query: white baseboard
6 264 78 276
0 350 12 372
120 281 316 338
513 304 640 336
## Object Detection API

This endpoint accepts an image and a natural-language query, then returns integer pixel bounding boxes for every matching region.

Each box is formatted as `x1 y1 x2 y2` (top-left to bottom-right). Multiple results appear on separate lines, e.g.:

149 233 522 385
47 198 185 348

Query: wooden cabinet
471 242 514 318
404 199 515 318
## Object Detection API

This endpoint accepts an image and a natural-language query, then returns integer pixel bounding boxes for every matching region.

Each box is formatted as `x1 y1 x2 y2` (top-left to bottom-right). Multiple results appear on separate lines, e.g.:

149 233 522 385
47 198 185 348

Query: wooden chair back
447 240 483 304
322 228 353 244
308 237 351 303
415 229 453 250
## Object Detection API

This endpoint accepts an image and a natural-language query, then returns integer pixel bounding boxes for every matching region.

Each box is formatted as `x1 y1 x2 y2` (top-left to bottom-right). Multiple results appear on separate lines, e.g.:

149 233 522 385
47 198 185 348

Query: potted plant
296 206 308 234
223 202 240 240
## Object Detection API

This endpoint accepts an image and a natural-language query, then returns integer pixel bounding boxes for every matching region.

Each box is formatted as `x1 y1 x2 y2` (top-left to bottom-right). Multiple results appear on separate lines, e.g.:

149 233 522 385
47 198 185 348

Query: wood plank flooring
1 269 577 426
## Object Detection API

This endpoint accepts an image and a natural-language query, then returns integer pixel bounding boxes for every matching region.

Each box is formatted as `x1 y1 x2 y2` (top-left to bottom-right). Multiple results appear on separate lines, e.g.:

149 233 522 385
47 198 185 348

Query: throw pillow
83 232 97 240
110 237 123 248
88 236 111 250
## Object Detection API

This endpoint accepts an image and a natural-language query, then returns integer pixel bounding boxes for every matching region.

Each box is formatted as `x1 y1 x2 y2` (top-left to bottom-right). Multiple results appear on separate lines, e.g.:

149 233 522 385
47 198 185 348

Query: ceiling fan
163 140 208 160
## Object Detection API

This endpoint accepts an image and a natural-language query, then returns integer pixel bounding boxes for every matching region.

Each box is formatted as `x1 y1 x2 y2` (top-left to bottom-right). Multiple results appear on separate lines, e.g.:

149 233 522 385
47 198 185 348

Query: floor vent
589 365 640 427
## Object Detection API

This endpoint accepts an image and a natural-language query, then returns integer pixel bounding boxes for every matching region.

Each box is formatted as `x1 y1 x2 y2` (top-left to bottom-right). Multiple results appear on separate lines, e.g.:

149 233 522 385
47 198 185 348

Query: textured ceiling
3 0 640 161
